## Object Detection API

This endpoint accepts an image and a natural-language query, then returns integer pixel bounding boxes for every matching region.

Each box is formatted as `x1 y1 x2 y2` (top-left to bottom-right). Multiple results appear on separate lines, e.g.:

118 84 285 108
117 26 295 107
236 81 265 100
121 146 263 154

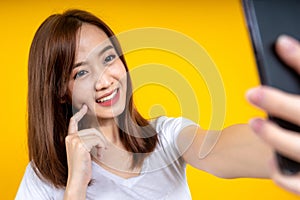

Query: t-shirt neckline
92 156 149 187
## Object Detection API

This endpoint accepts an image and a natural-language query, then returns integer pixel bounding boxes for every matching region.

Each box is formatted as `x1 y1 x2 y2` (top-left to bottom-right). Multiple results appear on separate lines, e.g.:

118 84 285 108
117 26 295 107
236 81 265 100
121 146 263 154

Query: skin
63 23 274 199
247 35 300 195
68 23 127 123
64 24 130 199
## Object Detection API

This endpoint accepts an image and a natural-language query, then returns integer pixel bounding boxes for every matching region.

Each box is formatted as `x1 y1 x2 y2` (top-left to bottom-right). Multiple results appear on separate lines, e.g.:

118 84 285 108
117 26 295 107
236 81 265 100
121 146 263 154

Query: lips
96 88 120 107
96 89 118 103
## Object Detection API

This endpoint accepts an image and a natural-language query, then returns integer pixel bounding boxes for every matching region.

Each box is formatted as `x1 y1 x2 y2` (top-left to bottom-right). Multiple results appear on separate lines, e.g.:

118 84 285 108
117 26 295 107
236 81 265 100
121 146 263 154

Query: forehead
76 23 112 62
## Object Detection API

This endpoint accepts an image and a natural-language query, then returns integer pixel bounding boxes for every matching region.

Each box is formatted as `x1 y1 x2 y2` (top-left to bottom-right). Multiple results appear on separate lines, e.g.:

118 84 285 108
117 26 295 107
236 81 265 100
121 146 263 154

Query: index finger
68 104 88 134
247 86 300 126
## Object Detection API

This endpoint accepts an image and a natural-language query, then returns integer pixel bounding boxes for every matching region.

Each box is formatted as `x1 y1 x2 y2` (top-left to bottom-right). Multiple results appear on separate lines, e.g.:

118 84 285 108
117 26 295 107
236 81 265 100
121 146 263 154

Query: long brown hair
28 9 158 188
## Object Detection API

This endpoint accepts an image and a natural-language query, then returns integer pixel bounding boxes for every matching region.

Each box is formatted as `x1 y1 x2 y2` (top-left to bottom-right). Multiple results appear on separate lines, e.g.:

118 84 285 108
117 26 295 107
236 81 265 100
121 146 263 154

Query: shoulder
150 116 198 148
145 116 198 169
15 162 63 200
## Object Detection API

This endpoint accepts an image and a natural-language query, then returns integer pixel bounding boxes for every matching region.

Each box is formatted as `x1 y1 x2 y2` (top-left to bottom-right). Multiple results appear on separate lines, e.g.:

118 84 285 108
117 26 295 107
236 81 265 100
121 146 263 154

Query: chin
96 106 125 119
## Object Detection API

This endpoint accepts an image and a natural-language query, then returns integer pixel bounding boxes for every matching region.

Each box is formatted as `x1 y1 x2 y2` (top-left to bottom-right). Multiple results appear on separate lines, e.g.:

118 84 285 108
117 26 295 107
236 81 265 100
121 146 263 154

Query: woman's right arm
64 105 106 200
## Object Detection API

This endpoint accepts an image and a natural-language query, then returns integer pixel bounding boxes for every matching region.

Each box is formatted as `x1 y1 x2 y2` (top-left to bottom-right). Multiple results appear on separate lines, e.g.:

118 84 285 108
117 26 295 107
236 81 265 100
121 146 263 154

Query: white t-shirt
15 116 197 200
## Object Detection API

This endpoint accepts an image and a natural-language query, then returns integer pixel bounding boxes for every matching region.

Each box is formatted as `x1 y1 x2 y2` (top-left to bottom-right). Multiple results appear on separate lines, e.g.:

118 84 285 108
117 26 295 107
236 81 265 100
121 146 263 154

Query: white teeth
97 89 118 103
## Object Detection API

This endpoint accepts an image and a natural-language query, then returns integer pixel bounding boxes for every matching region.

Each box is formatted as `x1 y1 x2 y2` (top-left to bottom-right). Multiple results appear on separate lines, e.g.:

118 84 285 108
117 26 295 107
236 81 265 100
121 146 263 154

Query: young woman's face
68 24 127 119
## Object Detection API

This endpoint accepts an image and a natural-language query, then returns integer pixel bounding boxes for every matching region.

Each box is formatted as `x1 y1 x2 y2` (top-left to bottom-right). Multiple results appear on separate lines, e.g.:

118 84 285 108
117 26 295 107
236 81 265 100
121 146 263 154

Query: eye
103 54 116 65
74 70 88 79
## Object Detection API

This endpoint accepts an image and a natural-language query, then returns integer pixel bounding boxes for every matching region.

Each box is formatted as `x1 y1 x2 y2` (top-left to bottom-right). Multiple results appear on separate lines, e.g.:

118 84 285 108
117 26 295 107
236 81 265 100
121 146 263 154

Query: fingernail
246 87 263 105
82 104 88 111
277 35 297 53
249 118 264 133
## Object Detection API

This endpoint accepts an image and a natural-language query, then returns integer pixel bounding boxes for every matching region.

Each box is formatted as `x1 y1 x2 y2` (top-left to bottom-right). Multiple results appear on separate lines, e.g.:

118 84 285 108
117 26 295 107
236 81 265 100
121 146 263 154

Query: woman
16 9 271 200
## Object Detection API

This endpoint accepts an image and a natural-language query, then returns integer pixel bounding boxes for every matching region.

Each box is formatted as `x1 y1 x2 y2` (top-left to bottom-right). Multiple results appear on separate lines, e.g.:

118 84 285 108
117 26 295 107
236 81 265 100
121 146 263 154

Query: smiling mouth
96 89 119 103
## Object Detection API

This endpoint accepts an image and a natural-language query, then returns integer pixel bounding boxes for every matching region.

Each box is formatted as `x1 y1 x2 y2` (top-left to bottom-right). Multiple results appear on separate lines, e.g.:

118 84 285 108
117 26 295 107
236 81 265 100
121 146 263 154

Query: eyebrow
73 45 114 69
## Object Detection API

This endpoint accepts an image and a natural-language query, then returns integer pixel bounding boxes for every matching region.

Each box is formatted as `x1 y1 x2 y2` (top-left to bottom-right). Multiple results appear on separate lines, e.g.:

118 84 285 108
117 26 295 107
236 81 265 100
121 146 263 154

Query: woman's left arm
177 124 272 178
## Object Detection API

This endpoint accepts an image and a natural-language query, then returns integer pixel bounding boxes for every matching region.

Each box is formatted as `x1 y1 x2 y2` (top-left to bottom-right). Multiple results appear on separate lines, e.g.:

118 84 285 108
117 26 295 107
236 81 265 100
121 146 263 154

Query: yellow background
0 0 298 199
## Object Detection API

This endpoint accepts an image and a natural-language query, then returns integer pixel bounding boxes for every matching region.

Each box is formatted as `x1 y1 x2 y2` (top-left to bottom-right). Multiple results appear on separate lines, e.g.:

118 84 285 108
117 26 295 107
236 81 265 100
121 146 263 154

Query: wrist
64 182 87 200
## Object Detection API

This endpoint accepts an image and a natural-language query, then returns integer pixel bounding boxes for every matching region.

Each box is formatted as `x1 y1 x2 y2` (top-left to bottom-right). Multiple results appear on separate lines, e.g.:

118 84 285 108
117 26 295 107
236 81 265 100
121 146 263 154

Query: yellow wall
0 0 298 199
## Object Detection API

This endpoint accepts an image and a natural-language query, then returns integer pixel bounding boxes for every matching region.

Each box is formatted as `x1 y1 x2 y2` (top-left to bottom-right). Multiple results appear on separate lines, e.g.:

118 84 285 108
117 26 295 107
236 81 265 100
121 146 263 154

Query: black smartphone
242 0 300 175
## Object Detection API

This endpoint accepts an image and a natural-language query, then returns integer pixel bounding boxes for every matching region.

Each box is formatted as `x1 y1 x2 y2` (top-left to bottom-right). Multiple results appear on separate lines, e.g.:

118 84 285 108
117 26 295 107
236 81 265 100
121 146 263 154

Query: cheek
115 62 127 85
68 81 94 109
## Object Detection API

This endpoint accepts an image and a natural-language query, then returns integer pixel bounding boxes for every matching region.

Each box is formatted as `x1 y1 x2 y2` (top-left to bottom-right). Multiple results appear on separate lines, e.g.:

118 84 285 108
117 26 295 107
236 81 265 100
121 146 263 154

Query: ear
60 90 72 104
59 96 67 104
60 93 70 104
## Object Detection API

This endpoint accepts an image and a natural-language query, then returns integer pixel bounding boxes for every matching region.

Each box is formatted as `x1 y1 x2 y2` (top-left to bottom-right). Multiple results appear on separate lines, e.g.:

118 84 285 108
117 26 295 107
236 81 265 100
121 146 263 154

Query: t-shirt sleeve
154 116 198 158
15 163 60 200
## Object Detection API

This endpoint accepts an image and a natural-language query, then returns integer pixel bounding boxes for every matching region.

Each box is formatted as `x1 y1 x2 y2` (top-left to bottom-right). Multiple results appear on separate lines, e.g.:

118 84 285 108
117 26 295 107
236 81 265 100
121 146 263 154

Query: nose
95 70 113 91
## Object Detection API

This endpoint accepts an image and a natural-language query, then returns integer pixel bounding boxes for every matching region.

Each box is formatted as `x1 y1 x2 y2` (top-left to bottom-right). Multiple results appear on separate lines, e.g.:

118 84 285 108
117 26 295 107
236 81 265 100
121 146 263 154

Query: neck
98 118 120 145
81 115 121 146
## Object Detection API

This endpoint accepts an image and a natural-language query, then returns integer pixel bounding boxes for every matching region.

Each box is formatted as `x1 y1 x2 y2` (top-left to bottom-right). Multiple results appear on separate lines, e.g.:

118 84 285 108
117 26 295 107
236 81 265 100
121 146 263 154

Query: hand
64 105 107 199
246 35 300 195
